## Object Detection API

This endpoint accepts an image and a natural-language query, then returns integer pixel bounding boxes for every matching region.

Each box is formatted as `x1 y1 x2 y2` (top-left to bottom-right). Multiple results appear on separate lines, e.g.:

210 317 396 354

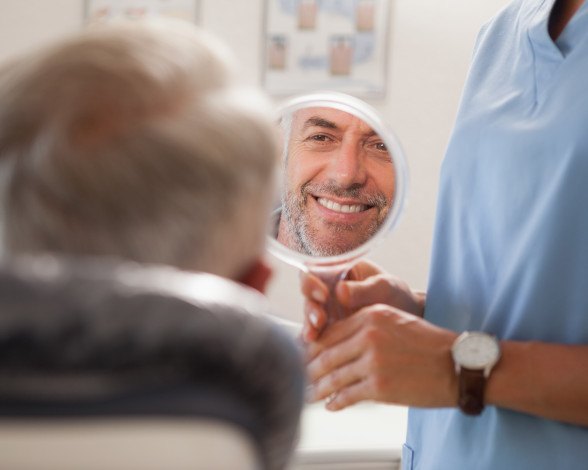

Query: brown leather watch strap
458 367 486 416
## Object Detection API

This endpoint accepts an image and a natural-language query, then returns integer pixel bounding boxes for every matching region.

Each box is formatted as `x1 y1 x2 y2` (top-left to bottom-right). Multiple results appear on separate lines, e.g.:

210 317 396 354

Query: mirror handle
309 265 351 326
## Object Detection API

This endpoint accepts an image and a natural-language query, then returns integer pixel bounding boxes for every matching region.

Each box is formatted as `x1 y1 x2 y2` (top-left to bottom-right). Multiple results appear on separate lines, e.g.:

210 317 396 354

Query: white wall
0 0 509 323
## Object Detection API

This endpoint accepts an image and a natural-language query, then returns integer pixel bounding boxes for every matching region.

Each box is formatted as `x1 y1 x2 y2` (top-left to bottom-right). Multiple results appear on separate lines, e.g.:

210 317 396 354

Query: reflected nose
326 140 367 188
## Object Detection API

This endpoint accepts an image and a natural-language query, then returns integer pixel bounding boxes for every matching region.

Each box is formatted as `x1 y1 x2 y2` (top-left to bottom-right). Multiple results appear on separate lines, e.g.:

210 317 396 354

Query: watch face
452 332 500 369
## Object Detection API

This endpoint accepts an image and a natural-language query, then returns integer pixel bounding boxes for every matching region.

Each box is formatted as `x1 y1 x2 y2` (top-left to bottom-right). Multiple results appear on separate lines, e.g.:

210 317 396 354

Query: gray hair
0 20 278 279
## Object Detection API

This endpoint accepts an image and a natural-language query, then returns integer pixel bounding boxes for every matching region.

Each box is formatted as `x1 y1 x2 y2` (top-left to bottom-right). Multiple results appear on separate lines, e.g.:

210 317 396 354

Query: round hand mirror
268 91 408 322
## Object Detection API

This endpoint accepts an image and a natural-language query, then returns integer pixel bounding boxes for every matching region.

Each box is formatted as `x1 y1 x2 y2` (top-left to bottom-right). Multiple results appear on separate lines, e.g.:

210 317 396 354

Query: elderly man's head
0 21 278 286
276 107 395 257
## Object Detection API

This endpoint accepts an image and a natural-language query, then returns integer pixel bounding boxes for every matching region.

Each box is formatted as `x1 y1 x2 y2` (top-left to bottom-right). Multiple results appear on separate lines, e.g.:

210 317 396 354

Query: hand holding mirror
268 92 408 326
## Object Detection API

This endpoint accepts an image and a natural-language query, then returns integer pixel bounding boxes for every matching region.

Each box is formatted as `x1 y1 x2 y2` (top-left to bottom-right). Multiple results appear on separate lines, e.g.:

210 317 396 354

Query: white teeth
317 197 366 213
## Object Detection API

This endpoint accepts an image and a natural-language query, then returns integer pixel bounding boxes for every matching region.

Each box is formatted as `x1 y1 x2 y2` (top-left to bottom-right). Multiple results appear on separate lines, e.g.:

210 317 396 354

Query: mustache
300 181 389 209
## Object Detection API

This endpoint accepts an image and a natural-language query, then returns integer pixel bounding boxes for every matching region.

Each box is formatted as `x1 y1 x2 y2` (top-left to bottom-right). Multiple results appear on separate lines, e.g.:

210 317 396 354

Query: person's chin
308 236 365 257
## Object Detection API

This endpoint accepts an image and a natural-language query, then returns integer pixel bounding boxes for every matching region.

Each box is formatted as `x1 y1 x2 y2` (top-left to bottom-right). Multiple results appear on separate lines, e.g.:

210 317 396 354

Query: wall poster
85 0 200 24
263 0 390 98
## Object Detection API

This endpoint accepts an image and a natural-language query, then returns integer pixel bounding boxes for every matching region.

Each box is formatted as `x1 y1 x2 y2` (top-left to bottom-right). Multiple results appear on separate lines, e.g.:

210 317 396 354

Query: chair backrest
0 419 260 470
0 256 305 470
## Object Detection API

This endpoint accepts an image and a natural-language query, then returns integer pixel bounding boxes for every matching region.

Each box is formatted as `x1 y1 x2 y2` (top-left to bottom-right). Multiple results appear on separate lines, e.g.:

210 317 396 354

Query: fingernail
325 393 338 410
309 310 319 327
311 289 327 304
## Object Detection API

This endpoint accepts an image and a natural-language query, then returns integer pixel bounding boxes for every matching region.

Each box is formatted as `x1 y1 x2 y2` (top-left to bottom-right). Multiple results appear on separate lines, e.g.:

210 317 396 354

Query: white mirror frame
267 91 409 271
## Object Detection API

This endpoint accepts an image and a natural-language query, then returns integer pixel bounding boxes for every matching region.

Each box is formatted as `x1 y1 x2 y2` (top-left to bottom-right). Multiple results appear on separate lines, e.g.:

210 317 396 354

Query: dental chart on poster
263 0 390 97
85 0 200 24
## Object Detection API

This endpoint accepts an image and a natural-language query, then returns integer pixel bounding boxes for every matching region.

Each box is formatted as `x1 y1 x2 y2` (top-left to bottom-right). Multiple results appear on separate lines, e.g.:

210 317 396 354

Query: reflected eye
366 139 389 158
303 133 337 150
308 134 333 143
375 142 387 152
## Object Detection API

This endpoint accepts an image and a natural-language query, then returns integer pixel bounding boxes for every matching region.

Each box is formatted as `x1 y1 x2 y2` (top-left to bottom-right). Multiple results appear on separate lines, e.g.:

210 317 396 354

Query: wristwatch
451 331 501 416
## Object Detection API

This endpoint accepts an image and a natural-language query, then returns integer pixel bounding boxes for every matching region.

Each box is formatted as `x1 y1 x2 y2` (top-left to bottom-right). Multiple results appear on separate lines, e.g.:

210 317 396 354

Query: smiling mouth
316 197 369 214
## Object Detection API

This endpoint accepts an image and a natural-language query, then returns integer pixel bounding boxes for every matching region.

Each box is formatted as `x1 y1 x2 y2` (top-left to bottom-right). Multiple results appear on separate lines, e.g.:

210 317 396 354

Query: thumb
336 275 392 311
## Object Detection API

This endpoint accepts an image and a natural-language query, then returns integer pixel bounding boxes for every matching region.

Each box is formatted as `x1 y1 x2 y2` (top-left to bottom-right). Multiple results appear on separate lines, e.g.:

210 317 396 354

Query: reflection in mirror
268 92 407 324
274 106 396 257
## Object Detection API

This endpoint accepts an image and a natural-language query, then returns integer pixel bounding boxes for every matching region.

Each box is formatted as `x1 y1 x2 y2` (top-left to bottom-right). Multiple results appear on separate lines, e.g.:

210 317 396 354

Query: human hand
300 260 426 342
305 304 457 411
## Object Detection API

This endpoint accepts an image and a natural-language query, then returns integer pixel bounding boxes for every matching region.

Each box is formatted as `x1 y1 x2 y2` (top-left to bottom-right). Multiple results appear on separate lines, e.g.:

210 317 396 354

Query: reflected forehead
292 107 376 135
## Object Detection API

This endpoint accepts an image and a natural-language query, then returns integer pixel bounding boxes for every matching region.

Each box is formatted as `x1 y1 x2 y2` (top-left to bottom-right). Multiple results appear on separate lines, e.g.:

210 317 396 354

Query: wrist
441 331 459 407
425 327 458 408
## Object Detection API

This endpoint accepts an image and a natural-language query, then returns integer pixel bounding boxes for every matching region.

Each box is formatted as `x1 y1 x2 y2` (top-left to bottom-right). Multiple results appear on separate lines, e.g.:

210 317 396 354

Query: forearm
486 341 588 426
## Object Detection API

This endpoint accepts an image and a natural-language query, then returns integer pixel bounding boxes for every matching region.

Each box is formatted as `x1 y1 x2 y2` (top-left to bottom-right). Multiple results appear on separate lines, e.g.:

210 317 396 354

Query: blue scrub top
404 1 588 468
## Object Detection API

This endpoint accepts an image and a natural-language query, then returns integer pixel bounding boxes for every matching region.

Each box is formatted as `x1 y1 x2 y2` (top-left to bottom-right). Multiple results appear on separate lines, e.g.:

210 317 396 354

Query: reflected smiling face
277 107 396 256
